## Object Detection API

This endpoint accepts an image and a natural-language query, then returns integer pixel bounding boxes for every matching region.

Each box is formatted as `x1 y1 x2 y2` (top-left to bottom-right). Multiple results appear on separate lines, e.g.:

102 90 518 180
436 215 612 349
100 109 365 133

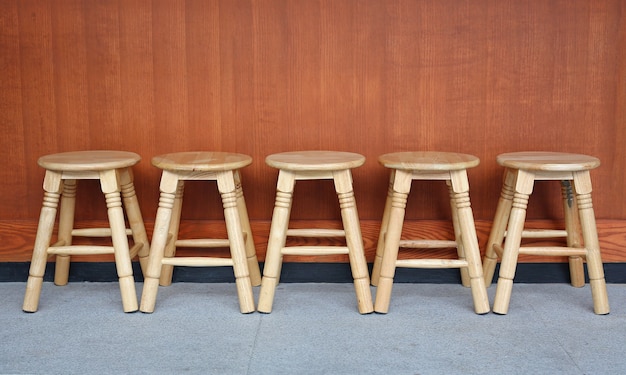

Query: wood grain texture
1 0 625 261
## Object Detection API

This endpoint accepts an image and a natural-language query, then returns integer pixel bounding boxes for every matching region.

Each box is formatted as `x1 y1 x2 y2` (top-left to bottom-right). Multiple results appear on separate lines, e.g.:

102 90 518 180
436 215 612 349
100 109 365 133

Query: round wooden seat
38 150 141 171
152 151 252 171
484 151 609 315
23 150 149 313
497 151 600 171
372 151 490 314
265 150 365 171
257 150 373 314
379 151 479 171
140 151 260 314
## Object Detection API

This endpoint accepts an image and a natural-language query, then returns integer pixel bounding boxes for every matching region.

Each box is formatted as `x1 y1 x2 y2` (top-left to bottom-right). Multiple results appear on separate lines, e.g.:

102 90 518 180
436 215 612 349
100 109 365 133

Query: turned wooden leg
159 180 184 287
573 171 609 315
334 169 373 314
100 169 138 313
218 171 255 313
54 179 77 286
140 172 178 313
234 170 261 287
371 173 394 286
448 181 469 287
493 170 534 315
257 170 295 313
483 168 516 286
23 171 63 312
450 170 490 314
374 170 411 314
560 180 585 287
119 167 150 275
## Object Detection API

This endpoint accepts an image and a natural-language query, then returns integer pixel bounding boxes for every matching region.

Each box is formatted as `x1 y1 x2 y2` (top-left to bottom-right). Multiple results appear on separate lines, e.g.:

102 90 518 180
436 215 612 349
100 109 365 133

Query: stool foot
54 255 71 286
139 277 161 313
235 277 256 313
493 278 514 315
23 276 44 312
247 256 262 287
373 277 394 314
590 278 610 315
469 277 490 314
118 275 138 313
354 278 374 314
257 277 278 313
370 254 383 286
569 256 585 288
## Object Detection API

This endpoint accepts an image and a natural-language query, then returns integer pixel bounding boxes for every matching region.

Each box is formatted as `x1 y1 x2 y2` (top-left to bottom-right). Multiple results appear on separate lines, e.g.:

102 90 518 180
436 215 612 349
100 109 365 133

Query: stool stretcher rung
72 228 133 237
47 245 115 255
175 238 231 248
399 239 458 249
516 229 568 238
161 257 234 267
396 259 468 269
286 228 346 237
281 246 350 256
518 247 588 257
128 243 143 259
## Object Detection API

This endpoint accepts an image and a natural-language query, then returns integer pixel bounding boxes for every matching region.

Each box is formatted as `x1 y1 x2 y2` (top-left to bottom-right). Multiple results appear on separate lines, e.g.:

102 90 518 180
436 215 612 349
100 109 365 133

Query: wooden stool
371 152 490 314
23 150 150 313
483 151 610 315
257 151 374 314
139 152 261 314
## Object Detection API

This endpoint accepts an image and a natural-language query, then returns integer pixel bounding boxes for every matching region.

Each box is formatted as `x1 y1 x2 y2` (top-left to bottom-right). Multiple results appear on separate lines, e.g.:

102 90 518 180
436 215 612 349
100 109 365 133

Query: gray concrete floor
1 282 625 374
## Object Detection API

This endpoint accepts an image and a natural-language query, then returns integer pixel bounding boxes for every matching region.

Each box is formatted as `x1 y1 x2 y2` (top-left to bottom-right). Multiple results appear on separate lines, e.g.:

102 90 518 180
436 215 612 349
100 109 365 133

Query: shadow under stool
482 151 609 315
371 151 490 314
257 151 374 314
139 152 261 314
23 150 150 313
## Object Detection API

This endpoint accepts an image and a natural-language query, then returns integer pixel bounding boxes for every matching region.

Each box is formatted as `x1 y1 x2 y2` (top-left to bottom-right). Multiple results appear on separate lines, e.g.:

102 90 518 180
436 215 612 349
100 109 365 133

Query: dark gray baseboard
2 262 625 283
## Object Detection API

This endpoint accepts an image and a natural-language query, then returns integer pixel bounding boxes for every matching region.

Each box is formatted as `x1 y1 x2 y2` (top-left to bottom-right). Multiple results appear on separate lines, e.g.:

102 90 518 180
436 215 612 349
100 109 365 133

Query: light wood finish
483 152 609 315
23 151 149 313
371 152 490 314
258 151 373 314
139 152 260 314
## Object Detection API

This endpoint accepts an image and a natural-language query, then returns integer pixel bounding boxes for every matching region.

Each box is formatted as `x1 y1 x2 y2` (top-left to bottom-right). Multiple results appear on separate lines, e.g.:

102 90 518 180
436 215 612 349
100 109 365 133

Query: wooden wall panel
1 0 625 262
0 1 29 219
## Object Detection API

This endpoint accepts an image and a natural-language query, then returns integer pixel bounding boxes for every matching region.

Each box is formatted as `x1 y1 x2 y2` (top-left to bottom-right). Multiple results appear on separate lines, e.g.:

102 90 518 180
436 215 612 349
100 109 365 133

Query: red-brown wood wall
1 0 625 264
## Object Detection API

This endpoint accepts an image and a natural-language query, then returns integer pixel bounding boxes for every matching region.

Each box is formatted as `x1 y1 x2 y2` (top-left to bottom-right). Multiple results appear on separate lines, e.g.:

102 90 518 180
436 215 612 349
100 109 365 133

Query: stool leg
493 170 534 315
218 171 255 313
159 180 184 286
234 170 261 286
119 167 150 275
140 172 178 313
374 170 411 314
483 168 516 286
334 169 373 314
258 170 295 313
448 181 469 287
371 172 394 286
450 170 490 314
100 169 137 313
54 179 77 286
573 171 609 314
561 180 585 287
23 171 63 312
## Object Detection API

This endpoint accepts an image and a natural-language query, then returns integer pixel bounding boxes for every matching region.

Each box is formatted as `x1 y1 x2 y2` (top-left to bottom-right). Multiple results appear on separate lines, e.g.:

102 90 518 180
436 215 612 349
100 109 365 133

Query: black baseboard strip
2 262 625 284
